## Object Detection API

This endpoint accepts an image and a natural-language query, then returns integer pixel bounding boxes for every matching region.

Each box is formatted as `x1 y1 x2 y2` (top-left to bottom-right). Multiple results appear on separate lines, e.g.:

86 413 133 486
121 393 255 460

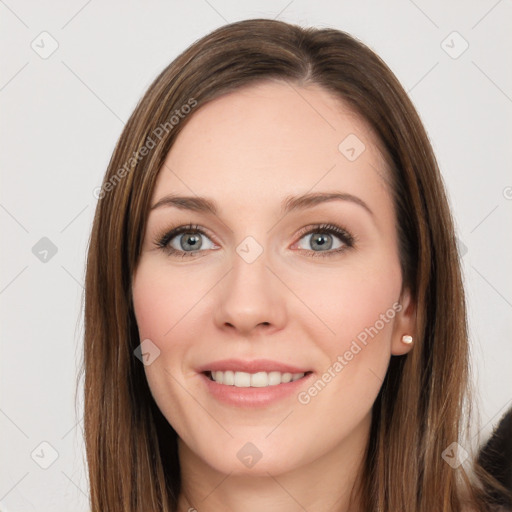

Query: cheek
292 256 402 348
291 255 402 401
132 262 208 436
131 263 193 402
132 262 208 344
292 257 402 415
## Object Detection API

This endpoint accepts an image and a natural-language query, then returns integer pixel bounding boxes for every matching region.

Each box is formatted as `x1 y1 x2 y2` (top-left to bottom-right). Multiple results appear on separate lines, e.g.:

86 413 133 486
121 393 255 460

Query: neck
176 413 370 512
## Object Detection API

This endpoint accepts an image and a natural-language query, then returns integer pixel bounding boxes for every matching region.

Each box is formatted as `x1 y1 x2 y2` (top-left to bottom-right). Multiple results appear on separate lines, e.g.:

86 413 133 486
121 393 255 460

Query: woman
83 18 510 511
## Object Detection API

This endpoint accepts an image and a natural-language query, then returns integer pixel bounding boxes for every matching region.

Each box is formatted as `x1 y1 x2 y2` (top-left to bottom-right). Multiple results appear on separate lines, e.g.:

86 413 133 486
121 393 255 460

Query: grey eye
297 232 344 252
170 232 215 252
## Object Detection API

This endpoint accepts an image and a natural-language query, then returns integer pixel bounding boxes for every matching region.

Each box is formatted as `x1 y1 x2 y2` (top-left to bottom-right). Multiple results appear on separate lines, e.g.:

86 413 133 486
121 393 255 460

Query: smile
206 370 309 387
197 359 313 407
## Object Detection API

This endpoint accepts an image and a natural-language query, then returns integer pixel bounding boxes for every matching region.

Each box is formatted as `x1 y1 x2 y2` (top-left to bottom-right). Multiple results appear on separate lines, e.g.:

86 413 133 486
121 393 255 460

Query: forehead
153 80 390 212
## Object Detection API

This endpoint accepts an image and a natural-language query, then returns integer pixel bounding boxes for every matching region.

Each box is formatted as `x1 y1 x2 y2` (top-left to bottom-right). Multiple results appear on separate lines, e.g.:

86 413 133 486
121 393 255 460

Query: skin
132 80 416 512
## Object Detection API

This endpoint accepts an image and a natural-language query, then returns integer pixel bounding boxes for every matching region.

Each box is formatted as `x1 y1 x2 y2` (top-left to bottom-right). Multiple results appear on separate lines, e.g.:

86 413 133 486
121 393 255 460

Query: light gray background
1 1 511 510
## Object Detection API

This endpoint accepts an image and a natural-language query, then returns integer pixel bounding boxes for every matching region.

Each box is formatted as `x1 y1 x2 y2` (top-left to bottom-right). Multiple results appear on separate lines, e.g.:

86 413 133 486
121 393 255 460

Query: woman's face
132 81 415 476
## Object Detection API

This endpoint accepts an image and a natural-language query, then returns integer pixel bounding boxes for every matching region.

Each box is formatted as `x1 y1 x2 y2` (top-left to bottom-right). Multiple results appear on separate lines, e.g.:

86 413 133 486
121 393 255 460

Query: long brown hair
82 18 505 511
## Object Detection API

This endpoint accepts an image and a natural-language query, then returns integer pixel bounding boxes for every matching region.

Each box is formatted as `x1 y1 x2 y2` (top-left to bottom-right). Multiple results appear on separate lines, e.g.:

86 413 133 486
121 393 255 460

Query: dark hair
477 407 512 509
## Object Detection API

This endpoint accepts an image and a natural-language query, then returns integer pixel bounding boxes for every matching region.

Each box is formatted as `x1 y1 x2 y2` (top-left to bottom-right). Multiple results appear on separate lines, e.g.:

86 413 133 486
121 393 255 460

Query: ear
391 287 417 356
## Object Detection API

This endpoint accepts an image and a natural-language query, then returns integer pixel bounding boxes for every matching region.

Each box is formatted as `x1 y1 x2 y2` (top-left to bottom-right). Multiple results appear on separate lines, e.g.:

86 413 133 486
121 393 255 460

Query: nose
213 248 287 337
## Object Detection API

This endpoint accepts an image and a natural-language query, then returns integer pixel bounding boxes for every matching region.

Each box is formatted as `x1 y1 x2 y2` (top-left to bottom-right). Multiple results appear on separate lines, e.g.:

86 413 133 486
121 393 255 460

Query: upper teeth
210 370 305 387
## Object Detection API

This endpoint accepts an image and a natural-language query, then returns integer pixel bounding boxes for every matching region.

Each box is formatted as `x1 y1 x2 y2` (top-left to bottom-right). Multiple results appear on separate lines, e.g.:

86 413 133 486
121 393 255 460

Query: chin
187 435 306 477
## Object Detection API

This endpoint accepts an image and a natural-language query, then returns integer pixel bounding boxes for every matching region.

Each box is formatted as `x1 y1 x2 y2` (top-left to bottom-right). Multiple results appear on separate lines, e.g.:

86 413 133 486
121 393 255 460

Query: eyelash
154 222 356 259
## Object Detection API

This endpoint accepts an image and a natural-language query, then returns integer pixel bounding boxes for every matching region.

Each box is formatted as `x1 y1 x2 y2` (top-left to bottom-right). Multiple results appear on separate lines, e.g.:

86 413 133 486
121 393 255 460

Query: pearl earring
402 335 413 344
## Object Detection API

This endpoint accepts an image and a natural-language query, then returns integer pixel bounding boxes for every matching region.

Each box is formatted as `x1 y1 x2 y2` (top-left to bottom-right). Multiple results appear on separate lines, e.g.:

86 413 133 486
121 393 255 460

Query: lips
197 358 310 374
196 359 313 407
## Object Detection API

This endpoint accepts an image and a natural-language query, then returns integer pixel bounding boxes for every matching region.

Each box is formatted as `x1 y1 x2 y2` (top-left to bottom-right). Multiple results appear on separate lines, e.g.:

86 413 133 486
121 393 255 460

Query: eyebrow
150 191 373 217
